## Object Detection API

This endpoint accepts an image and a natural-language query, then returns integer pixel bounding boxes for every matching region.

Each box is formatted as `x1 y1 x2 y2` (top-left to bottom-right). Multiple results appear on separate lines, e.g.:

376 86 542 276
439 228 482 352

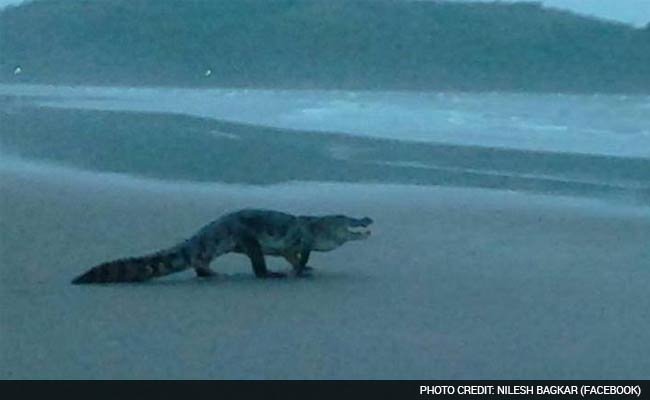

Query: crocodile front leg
284 248 313 276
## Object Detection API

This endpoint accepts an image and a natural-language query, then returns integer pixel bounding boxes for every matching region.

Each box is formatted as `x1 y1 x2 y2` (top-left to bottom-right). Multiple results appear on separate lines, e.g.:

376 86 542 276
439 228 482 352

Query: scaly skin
71 209 373 284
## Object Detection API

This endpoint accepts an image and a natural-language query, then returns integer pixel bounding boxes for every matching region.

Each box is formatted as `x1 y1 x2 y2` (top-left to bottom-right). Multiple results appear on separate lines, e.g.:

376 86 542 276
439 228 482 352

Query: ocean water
1 84 649 203
2 84 650 157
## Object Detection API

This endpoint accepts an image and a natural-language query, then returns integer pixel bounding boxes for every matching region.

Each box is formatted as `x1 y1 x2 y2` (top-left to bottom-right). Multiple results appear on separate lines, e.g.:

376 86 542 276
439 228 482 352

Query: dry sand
1 160 649 379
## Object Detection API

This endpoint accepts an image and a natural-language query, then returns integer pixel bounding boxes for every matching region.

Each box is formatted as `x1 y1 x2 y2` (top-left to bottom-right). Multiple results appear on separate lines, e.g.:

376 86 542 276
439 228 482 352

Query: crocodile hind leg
193 246 217 278
239 235 286 278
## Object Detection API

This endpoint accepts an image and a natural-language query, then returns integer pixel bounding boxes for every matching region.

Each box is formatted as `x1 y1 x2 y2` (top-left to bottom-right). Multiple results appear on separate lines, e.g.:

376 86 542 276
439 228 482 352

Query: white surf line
206 129 241 140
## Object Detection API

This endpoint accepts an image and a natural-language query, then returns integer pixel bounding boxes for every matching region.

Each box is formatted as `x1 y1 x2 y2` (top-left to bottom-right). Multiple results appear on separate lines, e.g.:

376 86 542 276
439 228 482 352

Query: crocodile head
301 215 373 251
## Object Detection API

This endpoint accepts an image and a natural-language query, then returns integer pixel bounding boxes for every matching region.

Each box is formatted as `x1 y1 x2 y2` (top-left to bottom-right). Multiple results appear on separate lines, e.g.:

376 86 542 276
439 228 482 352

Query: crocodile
71 209 373 284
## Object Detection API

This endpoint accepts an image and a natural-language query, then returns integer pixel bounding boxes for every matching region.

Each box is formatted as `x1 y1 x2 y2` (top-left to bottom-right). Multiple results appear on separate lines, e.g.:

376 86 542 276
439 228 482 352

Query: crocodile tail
71 249 192 284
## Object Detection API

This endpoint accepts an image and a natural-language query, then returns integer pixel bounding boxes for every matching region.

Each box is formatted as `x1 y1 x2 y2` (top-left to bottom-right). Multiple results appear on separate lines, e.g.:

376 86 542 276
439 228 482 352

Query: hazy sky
445 0 650 27
0 0 649 27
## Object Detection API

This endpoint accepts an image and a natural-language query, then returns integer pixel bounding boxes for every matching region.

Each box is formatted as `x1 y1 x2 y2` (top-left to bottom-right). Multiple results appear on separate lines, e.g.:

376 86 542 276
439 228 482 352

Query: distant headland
1 0 649 93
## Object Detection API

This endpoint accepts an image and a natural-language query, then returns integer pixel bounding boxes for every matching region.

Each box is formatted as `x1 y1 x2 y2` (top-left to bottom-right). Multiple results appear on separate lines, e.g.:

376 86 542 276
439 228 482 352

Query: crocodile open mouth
347 217 373 237
348 226 371 234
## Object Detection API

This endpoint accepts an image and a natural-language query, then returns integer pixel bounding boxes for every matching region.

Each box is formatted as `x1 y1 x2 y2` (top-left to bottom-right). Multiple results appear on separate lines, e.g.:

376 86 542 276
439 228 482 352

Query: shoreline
2 154 648 218
2 103 649 205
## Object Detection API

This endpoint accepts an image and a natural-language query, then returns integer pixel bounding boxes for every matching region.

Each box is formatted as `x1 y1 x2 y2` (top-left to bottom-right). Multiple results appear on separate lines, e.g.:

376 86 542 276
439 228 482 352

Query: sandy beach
1 0 649 381
1 159 648 379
